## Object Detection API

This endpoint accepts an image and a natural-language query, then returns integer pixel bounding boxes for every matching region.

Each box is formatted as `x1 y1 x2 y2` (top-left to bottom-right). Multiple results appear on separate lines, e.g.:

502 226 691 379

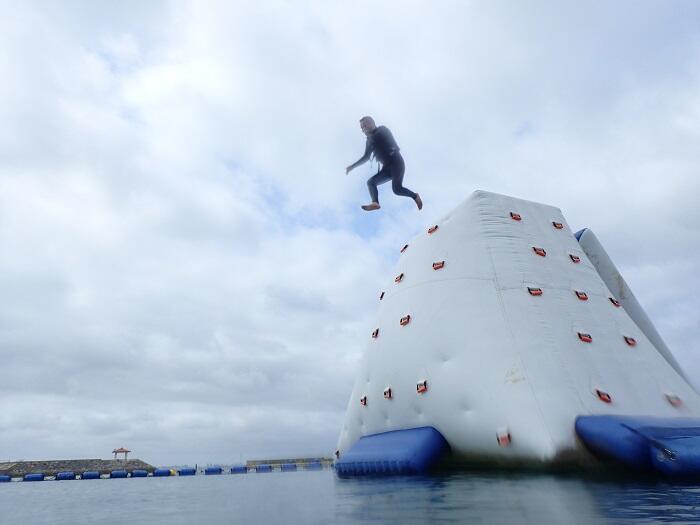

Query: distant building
112 447 131 461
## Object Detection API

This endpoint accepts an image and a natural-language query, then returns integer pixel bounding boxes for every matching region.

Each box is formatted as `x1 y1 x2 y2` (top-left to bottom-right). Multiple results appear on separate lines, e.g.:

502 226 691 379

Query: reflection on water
1 469 700 524
335 472 700 524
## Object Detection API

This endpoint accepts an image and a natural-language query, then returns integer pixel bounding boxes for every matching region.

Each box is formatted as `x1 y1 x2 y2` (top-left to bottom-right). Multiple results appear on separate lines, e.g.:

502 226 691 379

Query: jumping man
346 116 422 211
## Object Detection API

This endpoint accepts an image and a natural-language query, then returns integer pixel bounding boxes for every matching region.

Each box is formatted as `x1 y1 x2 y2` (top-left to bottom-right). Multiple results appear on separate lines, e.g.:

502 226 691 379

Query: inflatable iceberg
335 191 700 476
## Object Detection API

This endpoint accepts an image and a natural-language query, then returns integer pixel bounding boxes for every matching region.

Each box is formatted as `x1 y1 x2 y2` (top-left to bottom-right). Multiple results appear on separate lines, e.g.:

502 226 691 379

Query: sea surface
2 469 700 524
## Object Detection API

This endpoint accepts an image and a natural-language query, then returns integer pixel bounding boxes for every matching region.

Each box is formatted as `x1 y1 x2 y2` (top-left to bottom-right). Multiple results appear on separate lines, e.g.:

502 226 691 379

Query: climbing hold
510 212 522 221
360 396 367 406
552 221 564 229
371 328 379 339
400 315 411 326
596 389 612 403
497 427 511 447
379 292 385 300
624 336 637 347
569 254 581 263
384 387 393 400
666 393 682 407
575 291 588 301
335 449 340 459
527 287 543 296
609 297 621 307
428 225 439 234
532 247 546 257
416 380 428 394
401 244 409 253
432 261 445 270
578 332 593 343
395 273 404 283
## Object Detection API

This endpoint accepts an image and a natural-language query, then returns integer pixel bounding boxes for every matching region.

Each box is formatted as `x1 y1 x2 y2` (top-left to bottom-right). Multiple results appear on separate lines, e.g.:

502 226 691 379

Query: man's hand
345 166 352 175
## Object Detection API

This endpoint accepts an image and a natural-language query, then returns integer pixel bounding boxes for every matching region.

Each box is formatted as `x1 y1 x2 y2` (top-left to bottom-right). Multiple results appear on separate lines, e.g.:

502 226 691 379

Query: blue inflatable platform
335 426 449 476
576 415 700 477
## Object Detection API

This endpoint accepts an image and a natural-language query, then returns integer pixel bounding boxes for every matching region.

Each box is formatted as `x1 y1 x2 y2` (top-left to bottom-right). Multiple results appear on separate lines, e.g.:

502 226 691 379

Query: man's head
360 116 376 136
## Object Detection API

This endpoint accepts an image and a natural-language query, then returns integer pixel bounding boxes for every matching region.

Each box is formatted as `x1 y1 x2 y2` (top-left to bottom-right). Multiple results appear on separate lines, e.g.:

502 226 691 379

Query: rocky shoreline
0 459 155 477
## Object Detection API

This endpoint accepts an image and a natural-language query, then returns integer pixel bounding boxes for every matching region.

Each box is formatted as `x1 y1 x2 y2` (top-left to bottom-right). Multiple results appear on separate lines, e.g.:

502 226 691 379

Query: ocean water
2 469 700 524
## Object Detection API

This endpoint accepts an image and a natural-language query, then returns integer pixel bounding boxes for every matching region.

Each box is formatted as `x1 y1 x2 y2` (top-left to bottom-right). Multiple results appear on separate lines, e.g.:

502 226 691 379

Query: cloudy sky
1 1 699 466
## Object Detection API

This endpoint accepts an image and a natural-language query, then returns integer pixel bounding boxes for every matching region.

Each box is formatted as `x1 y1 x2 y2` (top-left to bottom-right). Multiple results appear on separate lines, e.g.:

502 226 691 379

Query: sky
1 1 699 466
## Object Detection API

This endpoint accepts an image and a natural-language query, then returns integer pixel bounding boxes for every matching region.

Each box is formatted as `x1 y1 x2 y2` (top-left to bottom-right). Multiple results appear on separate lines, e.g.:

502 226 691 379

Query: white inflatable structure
336 191 699 472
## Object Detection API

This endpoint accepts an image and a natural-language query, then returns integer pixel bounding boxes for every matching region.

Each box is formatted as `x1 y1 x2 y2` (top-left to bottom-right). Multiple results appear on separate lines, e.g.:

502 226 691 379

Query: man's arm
346 138 372 174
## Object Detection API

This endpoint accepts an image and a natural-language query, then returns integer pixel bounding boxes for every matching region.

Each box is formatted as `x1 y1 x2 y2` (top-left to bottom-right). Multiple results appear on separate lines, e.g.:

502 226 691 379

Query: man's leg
364 169 392 210
389 156 421 209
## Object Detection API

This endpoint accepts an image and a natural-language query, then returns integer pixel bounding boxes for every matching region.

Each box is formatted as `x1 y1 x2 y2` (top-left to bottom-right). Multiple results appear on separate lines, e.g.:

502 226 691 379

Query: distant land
0 459 155 477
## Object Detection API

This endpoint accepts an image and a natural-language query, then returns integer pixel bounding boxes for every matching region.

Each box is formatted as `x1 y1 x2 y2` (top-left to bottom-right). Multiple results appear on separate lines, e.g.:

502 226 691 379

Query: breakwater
0 459 155 480
0 457 333 482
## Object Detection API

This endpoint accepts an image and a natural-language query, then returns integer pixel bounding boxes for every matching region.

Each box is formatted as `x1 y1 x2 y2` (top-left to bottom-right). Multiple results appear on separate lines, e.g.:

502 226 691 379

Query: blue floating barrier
255 464 272 473
204 466 222 475
230 465 247 474
178 468 196 476
335 426 450 476
131 470 148 478
0 475 11 482
23 473 45 482
280 463 297 472
81 471 100 480
576 415 700 477
153 468 171 477
305 461 323 470
56 471 76 481
110 470 128 479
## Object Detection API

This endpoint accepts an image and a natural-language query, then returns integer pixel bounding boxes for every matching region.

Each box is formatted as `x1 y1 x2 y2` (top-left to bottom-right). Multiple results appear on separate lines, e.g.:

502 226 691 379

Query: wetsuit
348 126 417 204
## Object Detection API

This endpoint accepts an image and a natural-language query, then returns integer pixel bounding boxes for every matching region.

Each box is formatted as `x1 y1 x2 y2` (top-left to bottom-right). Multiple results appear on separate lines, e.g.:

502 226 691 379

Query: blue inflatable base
576 415 700 477
335 426 449 476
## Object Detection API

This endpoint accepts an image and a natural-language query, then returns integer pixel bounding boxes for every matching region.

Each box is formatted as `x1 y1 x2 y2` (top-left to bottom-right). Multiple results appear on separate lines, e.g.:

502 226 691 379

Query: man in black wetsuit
346 116 422 212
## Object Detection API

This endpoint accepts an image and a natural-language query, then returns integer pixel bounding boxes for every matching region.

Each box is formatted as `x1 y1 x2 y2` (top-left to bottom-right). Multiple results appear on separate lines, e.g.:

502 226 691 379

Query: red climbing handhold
400 315 411 326
569 254 581 263
428 225 439 234
432 261 445 270
497 428 511 447
532 247 546 257
609 297 621 307
596 389 612 403
510 212 522 221
416 380 428 394
360 396 367 406
575 291 588 301
578 332 593 343
528 287 543 296
624 336 636 347
666 393 682 407
552 221 564 229
383 387 392 400
395 273 404 283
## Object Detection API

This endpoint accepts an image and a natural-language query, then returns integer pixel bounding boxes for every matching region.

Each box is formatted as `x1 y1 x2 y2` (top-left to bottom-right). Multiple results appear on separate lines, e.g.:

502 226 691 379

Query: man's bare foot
414 194 423 210
361 202 381 211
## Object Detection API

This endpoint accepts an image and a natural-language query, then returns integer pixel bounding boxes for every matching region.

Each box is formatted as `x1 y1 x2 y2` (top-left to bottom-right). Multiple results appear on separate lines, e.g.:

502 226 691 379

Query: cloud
0 1 699 464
